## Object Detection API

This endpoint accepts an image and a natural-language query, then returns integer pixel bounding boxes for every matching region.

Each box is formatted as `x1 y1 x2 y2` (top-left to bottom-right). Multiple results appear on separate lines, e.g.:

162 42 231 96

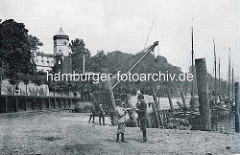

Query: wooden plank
176 101 184 110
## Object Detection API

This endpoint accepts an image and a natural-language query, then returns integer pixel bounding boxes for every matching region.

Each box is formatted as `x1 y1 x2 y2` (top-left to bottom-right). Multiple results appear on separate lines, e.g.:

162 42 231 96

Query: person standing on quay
135 94 147 142
88 104 96 123
98 103 105 125
115 100 127 143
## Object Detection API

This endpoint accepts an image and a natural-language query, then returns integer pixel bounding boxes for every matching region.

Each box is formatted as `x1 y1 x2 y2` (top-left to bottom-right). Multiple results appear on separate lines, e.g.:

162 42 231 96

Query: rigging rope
116 16 158 95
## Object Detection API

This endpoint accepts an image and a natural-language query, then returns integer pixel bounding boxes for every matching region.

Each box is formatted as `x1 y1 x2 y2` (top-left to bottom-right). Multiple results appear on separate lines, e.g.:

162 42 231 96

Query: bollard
235 82 239 133
195 58 211 131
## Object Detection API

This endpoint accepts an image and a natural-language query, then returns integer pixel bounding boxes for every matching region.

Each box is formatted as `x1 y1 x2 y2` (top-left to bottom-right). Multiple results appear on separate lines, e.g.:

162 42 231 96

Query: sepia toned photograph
0 0 240 154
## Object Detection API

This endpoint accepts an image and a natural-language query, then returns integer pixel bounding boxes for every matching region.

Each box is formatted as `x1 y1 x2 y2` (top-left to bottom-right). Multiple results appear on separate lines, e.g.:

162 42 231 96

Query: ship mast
213 39 217 104
191 19 195 109
228 48 231 98
232 66 234 100
218 58 221 97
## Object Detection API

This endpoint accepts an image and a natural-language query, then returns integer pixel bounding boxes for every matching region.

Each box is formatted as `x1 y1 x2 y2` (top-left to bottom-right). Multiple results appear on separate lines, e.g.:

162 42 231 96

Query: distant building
32 27 72 73
31 51 54 72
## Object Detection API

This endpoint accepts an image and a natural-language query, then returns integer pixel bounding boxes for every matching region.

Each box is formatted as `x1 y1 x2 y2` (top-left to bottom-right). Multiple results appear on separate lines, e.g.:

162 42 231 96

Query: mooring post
235 82 239 133
195 58 211 131
41 98 44 110
54 97 56 109
152 88 161 127
15 96 18 112
48 97 50 110
33 97 36 110
102 69 117 126
25 96 27 111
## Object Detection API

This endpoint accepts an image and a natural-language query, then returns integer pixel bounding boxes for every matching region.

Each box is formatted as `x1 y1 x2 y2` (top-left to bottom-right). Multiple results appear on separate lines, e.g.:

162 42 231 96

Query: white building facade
32 27 72 73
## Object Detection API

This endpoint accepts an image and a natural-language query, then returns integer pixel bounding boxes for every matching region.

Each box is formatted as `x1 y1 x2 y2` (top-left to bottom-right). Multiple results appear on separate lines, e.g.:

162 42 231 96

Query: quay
0 111 239 154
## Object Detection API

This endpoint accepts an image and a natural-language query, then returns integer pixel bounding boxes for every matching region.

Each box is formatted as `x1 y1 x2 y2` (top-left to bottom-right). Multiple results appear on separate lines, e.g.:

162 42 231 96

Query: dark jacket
136 100 147 119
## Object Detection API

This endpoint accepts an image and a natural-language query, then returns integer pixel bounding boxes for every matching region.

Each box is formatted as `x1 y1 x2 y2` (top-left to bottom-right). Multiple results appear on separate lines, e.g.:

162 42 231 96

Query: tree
89 50 107 72
69 38 91 73
28 35 43 50
0 19 42 84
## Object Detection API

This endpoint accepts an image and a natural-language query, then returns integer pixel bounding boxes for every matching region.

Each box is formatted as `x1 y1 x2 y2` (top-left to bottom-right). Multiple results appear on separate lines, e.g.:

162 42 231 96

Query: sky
0 0 239 81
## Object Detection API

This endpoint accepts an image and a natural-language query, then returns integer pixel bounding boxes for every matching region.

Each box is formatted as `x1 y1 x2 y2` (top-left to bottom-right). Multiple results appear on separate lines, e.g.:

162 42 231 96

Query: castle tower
53 27 72 74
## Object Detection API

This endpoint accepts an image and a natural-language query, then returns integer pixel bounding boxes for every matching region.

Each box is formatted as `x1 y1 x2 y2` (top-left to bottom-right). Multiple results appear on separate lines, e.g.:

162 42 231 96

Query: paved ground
0 111 239 155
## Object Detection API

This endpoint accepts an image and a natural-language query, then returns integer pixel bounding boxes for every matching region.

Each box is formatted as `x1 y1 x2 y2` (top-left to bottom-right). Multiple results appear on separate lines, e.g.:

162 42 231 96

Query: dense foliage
0 19 43 85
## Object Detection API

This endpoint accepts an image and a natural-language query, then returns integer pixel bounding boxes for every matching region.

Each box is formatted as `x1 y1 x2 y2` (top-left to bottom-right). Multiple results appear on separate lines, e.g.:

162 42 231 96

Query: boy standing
135 94 147 142
115 100 127 142
98 103 105 125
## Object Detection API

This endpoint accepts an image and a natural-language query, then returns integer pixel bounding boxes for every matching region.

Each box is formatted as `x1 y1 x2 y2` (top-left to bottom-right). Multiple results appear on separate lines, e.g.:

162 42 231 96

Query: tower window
58 60 61 64
64 42 67 45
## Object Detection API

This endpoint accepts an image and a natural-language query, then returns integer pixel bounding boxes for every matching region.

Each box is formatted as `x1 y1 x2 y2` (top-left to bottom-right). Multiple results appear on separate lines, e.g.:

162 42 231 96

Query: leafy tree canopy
69 38 91 73
0 19 42 84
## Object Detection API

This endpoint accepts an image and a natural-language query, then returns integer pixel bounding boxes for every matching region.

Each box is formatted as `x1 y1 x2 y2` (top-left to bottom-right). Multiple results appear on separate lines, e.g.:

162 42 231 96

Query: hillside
97 51 184 96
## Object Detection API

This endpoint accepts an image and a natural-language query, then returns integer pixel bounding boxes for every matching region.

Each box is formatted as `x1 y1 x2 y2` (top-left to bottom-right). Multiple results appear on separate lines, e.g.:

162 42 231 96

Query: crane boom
112 41 159 89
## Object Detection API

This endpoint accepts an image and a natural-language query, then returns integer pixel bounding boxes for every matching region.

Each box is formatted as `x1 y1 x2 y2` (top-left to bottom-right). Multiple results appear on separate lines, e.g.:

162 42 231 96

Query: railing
0 95 80 113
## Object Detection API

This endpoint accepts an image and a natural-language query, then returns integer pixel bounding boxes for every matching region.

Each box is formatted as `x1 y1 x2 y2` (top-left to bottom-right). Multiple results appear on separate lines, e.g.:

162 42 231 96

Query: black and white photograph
0 0 240 154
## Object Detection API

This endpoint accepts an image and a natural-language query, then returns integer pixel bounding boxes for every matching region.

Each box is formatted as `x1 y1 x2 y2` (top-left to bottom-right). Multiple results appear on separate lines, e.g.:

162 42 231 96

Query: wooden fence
0 95 80 113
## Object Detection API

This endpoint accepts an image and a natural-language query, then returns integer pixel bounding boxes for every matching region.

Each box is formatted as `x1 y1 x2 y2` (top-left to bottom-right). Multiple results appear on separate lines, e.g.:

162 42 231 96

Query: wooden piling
180 90 187 110
151 102 160 127
152 88 161 126
195 58 211 131
102 69 117 126
41 98 44 110
33 97 36 110
25 96 27 111
235 82 239 133
15 97 18 112
48 97 51 110
167 88 174 111
54 97 56 109
176 101 184 110
5 96 8 113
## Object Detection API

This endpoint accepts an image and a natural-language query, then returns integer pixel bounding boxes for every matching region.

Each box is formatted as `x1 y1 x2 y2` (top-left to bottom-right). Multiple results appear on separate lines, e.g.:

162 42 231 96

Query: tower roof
57 27 66 35
53 27 69 40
